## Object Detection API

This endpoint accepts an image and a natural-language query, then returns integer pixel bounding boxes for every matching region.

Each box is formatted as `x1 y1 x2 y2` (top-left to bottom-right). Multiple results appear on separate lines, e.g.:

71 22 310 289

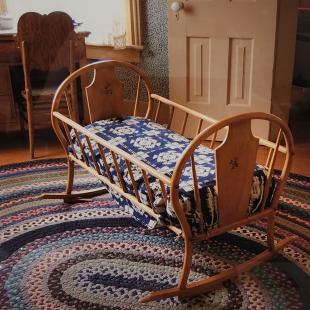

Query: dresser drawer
0 66 16 121
0 36 20 64
0 95 15 119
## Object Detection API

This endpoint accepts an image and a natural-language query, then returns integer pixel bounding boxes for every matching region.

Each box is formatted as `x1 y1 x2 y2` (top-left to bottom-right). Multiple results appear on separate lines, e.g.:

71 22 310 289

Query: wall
139 0 169 98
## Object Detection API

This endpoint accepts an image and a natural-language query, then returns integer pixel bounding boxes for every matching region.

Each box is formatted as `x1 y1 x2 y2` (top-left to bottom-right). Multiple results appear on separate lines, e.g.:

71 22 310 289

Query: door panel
228 38 253 106
188 37 210 103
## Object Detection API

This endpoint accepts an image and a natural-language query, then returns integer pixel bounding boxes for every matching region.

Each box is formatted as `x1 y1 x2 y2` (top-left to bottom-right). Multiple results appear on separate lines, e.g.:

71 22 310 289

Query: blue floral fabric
70 116 272 233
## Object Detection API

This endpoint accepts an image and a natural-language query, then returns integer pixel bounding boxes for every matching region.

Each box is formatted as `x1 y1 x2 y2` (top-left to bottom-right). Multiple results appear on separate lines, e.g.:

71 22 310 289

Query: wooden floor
0 112 309 176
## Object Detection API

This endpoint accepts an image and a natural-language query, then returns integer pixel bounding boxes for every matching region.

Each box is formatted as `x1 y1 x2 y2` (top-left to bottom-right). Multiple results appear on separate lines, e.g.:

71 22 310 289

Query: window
3 0 142 61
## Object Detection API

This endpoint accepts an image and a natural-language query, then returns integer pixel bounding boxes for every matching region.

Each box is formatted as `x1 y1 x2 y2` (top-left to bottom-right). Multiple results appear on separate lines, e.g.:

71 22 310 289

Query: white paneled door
168 0 297 138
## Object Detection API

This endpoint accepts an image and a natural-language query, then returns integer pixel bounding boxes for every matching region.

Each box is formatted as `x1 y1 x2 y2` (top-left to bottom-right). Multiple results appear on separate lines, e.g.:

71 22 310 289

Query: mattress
69 116 274 232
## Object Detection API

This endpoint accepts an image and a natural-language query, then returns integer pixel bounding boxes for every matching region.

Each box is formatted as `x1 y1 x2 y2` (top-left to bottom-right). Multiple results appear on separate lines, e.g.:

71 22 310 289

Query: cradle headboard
51 60 153 124
86 65 125 122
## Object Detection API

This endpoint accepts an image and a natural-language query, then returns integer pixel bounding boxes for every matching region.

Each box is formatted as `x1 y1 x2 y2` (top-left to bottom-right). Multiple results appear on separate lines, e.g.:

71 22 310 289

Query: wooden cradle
43 60 296 302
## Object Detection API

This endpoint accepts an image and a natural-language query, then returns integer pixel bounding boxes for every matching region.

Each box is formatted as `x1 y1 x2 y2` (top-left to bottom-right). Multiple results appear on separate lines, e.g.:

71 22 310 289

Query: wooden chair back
17 11 76 75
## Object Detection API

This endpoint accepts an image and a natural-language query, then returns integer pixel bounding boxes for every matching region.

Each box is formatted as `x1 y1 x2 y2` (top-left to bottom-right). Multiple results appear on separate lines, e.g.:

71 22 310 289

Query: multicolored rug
0 159 309 309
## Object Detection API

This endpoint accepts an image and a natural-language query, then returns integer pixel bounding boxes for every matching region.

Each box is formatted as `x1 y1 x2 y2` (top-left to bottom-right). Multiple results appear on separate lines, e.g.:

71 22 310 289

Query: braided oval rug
0 159 309 309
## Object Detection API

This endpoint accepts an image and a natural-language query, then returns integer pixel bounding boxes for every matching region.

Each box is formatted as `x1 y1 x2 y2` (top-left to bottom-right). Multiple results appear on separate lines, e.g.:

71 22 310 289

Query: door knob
171 1 184 20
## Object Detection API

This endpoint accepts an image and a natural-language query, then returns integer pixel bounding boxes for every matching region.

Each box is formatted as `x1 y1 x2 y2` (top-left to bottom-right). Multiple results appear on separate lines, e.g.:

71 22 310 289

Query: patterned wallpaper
139 0 169 98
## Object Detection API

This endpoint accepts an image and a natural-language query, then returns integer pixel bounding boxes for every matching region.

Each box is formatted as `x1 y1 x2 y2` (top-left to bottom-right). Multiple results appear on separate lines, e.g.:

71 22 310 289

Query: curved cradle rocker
42 60 296 302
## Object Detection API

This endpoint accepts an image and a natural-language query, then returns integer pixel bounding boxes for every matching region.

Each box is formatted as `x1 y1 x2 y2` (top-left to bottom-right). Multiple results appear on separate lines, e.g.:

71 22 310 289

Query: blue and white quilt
70 116 274 233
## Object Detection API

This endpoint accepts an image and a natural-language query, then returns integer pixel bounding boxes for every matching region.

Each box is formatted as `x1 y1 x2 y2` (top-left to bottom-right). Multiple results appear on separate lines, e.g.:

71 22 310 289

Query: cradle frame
42 60 295 302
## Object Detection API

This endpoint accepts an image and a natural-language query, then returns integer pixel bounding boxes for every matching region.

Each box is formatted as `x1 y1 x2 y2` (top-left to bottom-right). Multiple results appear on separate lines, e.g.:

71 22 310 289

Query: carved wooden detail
86 65 125 122
215 119 259 226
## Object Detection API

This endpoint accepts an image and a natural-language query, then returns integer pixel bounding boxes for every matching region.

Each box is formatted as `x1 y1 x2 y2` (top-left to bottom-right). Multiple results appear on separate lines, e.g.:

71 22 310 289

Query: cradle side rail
151 94 289 154
50 110 182 235
46 59 223 211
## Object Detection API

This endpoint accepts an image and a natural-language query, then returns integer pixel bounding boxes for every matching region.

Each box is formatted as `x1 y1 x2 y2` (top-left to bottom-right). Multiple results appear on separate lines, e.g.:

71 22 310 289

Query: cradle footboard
141 110 295 302
47 60 295 302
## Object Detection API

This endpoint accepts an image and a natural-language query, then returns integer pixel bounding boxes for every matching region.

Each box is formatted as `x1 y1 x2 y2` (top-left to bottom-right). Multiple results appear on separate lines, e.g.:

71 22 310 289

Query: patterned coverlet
70 116 274 233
